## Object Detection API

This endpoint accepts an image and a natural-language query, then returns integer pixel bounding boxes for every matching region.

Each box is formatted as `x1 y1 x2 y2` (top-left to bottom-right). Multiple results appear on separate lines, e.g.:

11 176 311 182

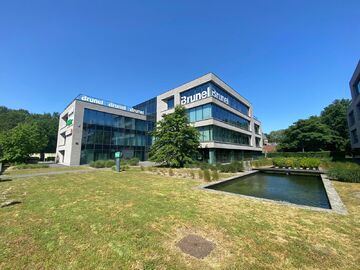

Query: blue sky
0 0 359 133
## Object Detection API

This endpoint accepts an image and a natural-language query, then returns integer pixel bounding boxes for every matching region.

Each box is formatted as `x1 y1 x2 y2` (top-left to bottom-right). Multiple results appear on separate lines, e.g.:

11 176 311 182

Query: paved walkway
0 168 111 180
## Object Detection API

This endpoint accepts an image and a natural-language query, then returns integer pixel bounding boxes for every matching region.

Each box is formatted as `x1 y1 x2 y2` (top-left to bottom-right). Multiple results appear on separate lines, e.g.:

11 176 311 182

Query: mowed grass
1 169 360 269
3 166 92 176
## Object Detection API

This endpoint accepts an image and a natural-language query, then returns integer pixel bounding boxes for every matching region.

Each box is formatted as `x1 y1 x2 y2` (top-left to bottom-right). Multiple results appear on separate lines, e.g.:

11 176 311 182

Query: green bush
198 170 203 179
90 160 116 168
268 151 332 159
12 163 49 170
273 157 321 168
326 162 360 183
211 170 219 181
219 161 244 173
105 160 115 168
251 159 273 168
203 169 211 181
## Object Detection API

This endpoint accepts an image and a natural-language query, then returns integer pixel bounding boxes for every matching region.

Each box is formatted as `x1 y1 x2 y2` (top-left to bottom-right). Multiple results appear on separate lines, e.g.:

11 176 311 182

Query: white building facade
56 73 263 165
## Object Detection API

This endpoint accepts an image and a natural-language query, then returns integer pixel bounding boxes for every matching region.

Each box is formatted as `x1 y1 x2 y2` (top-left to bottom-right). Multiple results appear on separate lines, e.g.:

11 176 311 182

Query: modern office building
347 61 360 150
56 73 263 165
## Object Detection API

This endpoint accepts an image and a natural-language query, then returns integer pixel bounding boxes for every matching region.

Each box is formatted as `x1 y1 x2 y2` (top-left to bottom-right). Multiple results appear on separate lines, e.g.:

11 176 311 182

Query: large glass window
351 129 359 144
81 108 151 164
180 82 249 115
186 103 250 130
197 125 250 146
349 111 355 126
166 96 174 110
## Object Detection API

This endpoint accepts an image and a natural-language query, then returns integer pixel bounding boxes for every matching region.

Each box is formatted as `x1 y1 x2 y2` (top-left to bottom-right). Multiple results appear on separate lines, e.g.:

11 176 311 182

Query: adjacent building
56 73 263 165
347 61 360 150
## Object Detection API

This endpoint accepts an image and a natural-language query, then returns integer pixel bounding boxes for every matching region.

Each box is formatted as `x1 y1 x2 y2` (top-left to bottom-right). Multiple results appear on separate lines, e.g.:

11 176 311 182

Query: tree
32 112 59 155
149 105 200 167
0 106 30 132
0 122 48 163
320 99 351 151
279 116 340 152
266 129 285 144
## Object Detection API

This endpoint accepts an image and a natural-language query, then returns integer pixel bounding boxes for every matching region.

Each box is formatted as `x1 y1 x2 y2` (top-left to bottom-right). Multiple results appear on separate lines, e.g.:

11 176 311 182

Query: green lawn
3 166 92 176
0 169 359 269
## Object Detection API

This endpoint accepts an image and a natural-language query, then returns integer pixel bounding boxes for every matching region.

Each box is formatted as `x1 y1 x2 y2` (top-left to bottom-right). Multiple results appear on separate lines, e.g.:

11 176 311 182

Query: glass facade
180 82 249 115
198 125 250 146
80 108 151 164
254 124 260 134
187 103 250 130
166 96 174 110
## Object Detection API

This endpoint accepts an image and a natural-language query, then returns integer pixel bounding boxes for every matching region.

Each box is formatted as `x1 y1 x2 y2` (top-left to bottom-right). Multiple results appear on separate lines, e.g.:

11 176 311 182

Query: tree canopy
276 99 351 152
0 122 48 163
0 106 59 162
149 105 200 167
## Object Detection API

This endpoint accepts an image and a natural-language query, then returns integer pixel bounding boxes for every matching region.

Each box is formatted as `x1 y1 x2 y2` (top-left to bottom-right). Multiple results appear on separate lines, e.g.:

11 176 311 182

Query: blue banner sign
76 95 145 115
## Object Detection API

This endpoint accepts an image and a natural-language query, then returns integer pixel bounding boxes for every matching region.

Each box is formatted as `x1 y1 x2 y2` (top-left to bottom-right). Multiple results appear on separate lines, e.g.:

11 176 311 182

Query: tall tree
266 129 285 144
0 106 30 132
0 122 48 163
279 116 339 152
149 105 200 167
320 99 351 151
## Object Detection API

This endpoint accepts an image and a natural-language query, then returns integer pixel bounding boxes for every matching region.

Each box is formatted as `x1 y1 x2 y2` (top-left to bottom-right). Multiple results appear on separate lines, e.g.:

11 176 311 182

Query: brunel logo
180 87 229 105
77 95 145 115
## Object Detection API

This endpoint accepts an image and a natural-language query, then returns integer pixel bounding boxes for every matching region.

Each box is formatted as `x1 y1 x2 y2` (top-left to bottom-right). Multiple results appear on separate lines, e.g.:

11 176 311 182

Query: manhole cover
176 234 215 259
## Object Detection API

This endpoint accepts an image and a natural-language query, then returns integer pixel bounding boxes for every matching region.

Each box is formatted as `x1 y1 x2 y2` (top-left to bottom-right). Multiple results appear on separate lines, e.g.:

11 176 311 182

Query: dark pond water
207 172 330 209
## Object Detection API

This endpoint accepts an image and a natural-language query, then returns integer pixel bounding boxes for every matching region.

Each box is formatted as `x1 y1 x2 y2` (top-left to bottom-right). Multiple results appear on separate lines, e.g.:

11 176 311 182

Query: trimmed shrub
211 170 219 181
326 162 360 183
12 163 49 170
268 151 332 159
219 161 244 173
169 168 174 176
273 157 321 168
251 159 273 168
140 166 145 171
105 160 115 168
198 170 203 179
203 169 211 181
189 171 195 179
89 160 116 168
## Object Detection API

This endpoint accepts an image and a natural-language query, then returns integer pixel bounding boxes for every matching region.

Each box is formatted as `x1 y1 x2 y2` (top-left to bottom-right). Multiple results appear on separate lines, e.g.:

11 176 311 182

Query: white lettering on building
81 95 104 105
180 87 229 105
78 95 145 115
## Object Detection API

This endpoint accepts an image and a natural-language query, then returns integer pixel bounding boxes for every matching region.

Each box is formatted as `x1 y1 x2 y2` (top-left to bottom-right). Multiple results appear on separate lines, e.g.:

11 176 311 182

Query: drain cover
176 234 215 259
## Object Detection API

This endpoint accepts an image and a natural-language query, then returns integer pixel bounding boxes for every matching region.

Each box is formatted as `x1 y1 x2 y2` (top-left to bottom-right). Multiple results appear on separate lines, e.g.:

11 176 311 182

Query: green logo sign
115 152 122 158
66 119 73 126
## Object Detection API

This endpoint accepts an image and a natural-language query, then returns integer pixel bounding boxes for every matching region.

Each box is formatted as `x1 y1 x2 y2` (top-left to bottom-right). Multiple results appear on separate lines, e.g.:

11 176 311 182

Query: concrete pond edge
199 170 348 215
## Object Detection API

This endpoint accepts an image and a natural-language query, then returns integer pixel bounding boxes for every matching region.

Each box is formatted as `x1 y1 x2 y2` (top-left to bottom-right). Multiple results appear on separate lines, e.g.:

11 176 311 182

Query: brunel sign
180 87 229 105
77 95 145 115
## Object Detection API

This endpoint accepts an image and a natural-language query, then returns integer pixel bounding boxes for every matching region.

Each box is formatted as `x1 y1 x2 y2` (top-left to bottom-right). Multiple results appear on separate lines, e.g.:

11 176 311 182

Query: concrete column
209 149 216 164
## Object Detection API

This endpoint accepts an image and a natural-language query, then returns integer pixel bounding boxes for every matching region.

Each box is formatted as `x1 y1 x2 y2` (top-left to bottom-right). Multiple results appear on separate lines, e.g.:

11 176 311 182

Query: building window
197 125 250 146
80 108 151 164
351 129 359 144
349 111 355 126
180 82 249 116
186 103 250 130
255 137 261 147
254 124 260 135
166 96 174 110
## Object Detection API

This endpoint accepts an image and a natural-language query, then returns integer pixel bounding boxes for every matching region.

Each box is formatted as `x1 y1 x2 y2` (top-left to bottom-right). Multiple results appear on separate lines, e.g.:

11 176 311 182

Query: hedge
273 157 321 168
268 151 348 161
89 160 115 168
251 159 273 168
12 164 50 170
325 162 360 183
